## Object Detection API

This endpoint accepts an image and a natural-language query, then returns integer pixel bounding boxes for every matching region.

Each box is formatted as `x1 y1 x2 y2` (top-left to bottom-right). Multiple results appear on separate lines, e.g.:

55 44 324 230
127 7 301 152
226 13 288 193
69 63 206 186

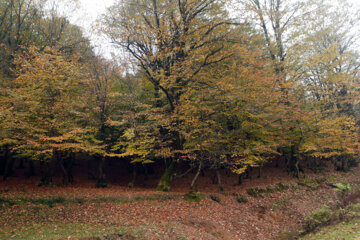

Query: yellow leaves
300 114 360 158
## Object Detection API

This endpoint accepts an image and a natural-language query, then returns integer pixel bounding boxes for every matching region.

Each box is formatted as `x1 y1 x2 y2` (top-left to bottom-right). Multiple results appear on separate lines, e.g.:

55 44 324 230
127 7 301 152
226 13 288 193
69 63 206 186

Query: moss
156 161 175 192
184 192 204 202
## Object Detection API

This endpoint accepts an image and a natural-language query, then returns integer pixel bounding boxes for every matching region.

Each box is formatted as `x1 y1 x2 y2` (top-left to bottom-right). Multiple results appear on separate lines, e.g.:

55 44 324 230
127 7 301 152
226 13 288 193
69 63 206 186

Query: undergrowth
0 194 181 208
246 182 292 198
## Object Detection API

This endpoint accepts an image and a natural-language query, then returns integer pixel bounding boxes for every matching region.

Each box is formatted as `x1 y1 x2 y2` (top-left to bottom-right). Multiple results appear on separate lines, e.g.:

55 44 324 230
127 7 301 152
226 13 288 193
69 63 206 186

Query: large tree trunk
190 161 203 193
287 145 300 178
157 160 175 192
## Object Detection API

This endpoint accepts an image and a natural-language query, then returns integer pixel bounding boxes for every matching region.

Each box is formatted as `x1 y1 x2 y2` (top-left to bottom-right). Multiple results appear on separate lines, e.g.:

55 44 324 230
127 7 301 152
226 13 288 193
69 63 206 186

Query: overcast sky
69 0 360 57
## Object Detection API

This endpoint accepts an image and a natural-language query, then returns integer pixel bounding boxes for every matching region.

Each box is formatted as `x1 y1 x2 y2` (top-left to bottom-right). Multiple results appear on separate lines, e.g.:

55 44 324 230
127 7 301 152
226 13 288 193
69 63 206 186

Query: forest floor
0 165 360 240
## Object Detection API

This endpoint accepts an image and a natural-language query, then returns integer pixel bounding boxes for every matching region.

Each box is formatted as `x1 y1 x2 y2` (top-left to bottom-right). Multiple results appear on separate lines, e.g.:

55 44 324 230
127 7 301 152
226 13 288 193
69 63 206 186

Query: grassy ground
1 223 129 240
301 218 360 240
300 202 360 240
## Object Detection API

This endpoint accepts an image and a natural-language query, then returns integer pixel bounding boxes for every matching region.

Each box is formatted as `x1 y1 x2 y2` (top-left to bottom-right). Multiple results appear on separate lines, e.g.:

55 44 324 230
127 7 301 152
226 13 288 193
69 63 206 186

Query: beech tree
2 47 90 185
84 56 124 187
101 0 239 191
237 0 360 176
292 0 360 169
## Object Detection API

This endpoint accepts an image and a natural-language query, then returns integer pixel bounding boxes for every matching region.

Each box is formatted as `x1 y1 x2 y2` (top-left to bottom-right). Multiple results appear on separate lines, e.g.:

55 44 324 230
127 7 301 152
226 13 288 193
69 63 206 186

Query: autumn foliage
0 0 360 192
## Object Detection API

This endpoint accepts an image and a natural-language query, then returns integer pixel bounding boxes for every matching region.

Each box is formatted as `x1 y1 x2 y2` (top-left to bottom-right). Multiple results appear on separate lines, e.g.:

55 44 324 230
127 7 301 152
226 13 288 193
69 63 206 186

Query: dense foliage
0 0 359 192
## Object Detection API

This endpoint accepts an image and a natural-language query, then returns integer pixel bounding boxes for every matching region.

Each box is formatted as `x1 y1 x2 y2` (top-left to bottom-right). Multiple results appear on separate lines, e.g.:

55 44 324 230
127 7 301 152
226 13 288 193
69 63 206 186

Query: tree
101 0 239 190
0 0 91 75
236 0 360 176
83 56 124 187
2 46 90 185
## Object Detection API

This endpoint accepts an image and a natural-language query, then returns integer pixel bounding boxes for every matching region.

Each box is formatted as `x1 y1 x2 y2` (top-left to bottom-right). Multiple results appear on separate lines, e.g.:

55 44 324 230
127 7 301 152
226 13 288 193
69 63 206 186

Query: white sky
68 0 360 57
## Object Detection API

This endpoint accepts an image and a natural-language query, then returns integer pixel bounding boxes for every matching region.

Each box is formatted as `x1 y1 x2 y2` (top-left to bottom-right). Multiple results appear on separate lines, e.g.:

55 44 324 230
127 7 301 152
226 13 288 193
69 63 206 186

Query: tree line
0 0 359 192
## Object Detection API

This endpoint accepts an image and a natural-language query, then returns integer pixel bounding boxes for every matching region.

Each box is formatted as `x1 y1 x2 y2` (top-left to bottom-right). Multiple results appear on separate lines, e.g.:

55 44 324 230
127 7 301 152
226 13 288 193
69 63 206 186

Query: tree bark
237 173 243 186
288 145 300 178
216 169 224 192
157 160 175 192
190 160 203 193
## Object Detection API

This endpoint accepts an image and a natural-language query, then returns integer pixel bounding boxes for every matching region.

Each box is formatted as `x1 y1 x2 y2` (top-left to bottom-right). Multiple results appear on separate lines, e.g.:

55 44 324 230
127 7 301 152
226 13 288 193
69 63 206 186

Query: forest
1 0 360 239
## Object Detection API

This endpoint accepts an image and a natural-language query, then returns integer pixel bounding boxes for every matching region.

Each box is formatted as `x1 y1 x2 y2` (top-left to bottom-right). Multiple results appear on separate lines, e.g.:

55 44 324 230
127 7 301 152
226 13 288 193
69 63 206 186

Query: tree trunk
257 166 263 179
288 145 300 178
275 158 279 168
211 172 217 184
190 161 203 193
201 169 205 177
244 167 251 179
157 160 175 192
96 156 107 188
128 164 137 188
237 174 243 186
59 158 69 186
216 169 224 192
38 161 53 186
68 152 75 184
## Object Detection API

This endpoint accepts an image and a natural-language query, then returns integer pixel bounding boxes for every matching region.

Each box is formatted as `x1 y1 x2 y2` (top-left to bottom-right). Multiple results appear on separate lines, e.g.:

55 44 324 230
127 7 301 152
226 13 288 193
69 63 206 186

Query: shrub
235 193 248 203
305 205 333 232
246 188 262 197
